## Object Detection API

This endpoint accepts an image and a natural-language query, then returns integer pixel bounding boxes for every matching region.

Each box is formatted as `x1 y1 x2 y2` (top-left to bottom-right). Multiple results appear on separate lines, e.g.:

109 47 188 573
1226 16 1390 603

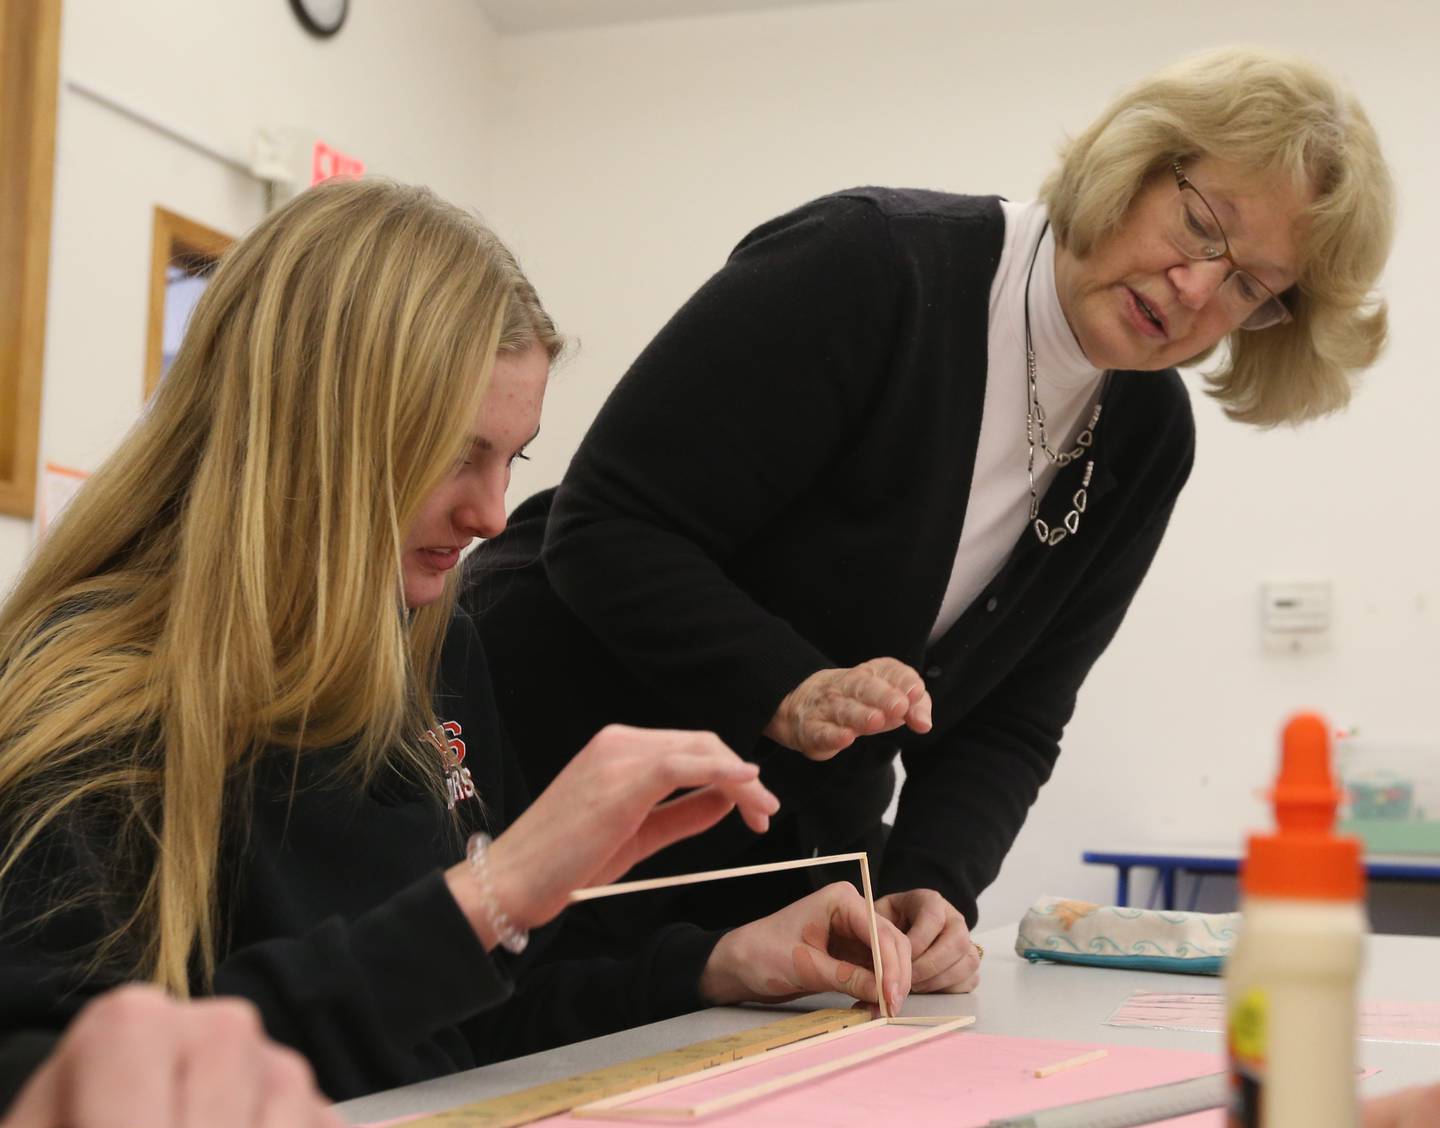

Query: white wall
8 0 1435 934
0 0 502 586
484 0 1440 929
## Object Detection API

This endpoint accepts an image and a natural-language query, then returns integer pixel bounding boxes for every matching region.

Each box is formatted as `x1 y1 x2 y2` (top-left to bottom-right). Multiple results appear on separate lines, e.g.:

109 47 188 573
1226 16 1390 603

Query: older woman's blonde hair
0 179 561 995
1040 46 1393 426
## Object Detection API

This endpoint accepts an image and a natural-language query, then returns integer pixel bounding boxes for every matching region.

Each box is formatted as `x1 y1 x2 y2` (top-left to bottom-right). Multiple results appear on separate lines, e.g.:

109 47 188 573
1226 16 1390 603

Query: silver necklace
1023 221 1111 547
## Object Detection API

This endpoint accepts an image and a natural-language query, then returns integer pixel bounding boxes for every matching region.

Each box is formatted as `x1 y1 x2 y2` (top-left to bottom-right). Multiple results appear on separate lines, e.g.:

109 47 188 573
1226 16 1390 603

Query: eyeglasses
1167 161 1293 331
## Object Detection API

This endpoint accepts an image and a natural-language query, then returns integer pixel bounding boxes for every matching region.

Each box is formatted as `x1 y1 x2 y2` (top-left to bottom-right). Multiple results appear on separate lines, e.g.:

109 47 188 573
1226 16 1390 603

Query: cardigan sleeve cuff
723 644 834 756
646 924 727 1020
345 869 514 1046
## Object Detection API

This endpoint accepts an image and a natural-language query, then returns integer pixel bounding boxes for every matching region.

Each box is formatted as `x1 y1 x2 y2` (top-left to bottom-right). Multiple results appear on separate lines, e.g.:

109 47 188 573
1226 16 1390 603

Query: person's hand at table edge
1 985 345 1128
1363 1083 1440 1127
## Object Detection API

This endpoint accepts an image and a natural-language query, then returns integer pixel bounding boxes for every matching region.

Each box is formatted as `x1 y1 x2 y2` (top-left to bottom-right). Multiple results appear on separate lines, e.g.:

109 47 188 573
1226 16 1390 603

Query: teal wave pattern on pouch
1014 896 1239 976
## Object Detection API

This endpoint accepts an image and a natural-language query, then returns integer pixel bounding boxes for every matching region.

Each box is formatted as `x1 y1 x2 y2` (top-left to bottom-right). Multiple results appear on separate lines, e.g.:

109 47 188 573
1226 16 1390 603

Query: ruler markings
400 1007 871 1128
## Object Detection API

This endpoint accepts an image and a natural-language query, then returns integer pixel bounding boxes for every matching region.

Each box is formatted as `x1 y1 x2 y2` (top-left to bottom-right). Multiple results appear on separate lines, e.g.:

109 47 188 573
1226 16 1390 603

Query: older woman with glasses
465 46 1395 996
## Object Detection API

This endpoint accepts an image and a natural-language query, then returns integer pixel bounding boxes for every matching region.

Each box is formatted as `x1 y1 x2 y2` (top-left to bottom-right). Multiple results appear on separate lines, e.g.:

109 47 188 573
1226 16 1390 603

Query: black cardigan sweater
0 615 719 1110
466 188 1195 929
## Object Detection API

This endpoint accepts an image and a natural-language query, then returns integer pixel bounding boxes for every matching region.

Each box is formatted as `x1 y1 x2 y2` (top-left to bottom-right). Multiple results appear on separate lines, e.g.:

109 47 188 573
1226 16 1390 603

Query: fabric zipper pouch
1014 896 1240 976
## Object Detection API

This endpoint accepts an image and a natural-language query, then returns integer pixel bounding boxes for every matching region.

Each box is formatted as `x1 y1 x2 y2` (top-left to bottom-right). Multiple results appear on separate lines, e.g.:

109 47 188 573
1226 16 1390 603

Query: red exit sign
311 140 365 186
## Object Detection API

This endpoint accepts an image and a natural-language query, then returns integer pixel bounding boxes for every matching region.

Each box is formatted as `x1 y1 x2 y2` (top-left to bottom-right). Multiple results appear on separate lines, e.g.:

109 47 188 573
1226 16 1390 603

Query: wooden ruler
401 1008 870 1127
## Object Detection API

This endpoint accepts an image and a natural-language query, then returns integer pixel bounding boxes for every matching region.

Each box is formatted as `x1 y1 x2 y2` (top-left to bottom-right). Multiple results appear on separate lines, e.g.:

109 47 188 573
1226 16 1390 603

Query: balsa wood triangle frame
566 851 974 1121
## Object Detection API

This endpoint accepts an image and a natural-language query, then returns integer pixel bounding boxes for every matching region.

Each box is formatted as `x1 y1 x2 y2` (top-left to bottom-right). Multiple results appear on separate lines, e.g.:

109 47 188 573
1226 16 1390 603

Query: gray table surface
337 924 1440 1125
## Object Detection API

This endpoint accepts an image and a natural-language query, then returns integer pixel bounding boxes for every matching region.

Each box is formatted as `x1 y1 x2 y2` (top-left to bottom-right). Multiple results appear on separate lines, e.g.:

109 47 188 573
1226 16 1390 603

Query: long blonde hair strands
0 180 561 995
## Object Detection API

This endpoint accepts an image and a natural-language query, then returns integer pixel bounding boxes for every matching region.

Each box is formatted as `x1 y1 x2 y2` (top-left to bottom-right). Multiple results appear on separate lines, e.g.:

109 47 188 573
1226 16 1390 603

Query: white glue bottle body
1225 712 1366 1128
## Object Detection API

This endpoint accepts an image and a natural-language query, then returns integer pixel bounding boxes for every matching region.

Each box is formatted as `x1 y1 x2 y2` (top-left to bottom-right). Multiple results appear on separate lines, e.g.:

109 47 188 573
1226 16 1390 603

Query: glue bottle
1225 712 1366 1127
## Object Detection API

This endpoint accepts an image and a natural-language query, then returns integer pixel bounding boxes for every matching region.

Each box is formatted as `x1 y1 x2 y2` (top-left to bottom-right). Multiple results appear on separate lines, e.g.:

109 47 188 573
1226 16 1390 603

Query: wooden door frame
0 0 62 518
144 207 233 399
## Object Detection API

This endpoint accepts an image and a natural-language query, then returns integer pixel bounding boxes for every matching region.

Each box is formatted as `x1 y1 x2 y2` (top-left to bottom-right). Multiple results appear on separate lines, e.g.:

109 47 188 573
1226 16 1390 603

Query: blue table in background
1083 846 1440 910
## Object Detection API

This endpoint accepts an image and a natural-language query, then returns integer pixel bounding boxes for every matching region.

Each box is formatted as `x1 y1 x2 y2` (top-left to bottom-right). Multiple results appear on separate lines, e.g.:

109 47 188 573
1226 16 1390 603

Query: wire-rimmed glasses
1167 161 1293 331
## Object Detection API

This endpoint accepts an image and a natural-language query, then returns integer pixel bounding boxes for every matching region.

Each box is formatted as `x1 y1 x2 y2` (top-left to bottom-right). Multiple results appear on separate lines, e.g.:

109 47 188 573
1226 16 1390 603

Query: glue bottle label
1227 988 1267 1127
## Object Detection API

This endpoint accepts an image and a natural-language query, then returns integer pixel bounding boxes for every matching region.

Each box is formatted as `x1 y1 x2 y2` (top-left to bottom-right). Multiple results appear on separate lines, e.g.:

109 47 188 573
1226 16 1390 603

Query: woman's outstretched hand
764 658 933 761
698 882 913 1015
446 725 778 945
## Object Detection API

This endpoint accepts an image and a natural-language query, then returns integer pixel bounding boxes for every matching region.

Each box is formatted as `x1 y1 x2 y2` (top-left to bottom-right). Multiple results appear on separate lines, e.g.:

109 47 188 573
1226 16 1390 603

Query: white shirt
928 200 1106 644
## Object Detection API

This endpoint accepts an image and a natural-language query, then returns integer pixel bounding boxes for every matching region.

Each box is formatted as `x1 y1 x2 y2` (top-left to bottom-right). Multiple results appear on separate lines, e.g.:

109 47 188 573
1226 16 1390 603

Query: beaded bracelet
465 832 529 955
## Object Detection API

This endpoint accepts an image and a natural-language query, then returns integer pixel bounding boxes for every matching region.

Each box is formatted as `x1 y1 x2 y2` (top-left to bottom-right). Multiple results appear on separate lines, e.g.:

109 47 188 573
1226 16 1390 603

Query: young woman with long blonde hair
0 179 912 1127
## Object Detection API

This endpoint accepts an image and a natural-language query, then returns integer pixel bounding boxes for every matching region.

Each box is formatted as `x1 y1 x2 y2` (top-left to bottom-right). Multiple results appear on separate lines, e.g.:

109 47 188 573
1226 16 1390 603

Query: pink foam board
529 1027 1224 1127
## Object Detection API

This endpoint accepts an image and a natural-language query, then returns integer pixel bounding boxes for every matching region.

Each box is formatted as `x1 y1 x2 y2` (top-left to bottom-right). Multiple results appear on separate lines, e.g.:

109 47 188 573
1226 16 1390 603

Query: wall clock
289 0 348 39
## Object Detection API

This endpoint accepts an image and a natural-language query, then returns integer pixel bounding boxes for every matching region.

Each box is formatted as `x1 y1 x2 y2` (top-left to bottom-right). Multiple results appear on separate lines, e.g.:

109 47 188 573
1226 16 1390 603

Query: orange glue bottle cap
1241 712 1365 901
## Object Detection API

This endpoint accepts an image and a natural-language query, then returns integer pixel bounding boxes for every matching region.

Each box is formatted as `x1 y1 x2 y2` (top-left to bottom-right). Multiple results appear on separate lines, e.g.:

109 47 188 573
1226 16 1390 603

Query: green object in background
1347 776 1414 820
1339 818 1440 854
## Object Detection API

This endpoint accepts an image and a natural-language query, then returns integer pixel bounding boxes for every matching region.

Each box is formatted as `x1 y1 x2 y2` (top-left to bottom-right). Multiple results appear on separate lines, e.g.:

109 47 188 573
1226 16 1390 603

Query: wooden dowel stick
886 1015 971 1025
569 852 868 903
857 853 890 1020
572 1104 694 1122
596 1016 976 1121
1033 1048 1109 1078
573 1017 889 1115
687 1017 973 1117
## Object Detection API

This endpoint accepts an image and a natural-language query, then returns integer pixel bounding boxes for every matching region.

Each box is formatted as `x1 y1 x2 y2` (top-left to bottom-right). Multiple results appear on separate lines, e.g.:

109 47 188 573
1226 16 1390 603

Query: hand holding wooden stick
570 850 895 1019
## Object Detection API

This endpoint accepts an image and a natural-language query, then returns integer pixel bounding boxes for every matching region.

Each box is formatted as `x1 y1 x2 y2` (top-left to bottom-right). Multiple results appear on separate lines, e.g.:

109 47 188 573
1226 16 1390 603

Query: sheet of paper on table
530 1027 1227 1127
1109 992 1440 1045
359 1030 1393 1127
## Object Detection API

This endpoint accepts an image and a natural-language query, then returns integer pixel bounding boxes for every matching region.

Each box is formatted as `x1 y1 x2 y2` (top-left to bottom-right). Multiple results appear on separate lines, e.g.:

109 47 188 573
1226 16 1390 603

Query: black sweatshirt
466 188 1195 930
0 614 721 1109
